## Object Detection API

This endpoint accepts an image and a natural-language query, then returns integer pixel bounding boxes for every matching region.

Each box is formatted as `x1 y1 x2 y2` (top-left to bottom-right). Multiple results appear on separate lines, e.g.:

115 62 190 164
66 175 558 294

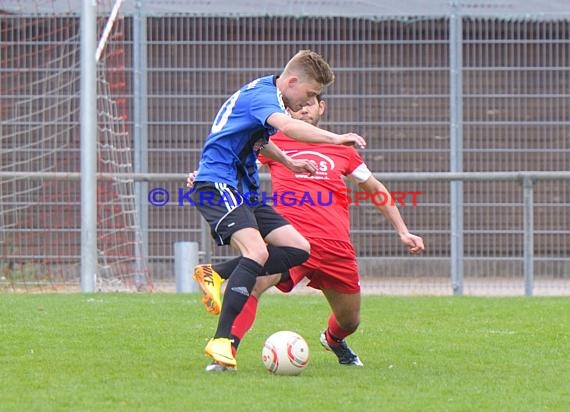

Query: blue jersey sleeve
249 81 285 133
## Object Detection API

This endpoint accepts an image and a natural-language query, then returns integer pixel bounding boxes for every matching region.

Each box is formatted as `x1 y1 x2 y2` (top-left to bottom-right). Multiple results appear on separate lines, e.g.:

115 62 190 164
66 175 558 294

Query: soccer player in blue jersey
190 50 367 371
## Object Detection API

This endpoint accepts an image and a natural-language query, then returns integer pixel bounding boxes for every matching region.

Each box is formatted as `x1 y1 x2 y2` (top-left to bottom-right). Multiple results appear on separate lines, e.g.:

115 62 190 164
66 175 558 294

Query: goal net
0 0 150 291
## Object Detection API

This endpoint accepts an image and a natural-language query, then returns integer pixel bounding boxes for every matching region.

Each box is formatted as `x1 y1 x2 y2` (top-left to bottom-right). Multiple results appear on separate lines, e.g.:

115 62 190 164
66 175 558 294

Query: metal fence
1 1 569 295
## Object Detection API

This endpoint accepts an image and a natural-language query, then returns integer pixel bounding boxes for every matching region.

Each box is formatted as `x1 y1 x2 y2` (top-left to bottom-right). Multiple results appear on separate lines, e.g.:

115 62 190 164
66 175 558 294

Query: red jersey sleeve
345 147 372 182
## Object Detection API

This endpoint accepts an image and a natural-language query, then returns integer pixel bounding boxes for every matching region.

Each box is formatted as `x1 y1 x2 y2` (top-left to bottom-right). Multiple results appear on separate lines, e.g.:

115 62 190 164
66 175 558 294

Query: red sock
230 295 258 355
325 313 351 347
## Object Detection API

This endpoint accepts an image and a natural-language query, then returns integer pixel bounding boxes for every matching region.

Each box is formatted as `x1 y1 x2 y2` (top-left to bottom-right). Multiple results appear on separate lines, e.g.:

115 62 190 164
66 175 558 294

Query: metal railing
2 171 569 295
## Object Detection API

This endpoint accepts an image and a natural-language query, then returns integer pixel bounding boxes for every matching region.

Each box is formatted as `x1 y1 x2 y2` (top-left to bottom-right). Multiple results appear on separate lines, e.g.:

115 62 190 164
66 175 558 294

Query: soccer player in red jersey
192 95 424 368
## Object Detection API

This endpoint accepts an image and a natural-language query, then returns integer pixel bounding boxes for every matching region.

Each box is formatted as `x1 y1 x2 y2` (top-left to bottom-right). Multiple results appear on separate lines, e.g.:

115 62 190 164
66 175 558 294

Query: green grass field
1 293 569 411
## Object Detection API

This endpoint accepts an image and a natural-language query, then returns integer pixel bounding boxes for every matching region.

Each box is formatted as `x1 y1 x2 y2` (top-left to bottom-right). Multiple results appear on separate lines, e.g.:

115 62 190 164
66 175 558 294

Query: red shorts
276 238 360 294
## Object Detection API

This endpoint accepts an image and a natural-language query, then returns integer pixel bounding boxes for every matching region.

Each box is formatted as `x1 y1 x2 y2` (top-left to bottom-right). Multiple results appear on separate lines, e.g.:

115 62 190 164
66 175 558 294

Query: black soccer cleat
320 331 364 366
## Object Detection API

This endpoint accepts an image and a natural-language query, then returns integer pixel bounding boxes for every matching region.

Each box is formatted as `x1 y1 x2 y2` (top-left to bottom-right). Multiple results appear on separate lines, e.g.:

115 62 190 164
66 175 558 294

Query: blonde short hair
283 50 335 86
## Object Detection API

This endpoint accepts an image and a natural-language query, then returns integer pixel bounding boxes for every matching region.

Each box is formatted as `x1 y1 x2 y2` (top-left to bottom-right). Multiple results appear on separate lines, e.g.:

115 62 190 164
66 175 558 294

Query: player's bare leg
263 224 310 251
322 289 361 332
320 289 363 366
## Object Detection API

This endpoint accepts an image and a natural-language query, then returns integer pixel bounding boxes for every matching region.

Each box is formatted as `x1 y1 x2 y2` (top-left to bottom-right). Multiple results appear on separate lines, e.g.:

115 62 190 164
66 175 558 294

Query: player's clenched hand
336 133 366 149
186 170 198 188
287 158 317 176
399 232 425 255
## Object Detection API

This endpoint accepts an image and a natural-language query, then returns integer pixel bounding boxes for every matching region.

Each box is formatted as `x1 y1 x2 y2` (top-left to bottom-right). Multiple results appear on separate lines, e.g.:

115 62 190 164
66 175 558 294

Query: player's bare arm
267 112 366 149
260 141 317 176
358 176 425 255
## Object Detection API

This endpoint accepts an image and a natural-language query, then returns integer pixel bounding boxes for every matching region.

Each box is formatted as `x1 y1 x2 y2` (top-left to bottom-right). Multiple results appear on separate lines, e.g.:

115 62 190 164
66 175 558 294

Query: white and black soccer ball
261 330 310 376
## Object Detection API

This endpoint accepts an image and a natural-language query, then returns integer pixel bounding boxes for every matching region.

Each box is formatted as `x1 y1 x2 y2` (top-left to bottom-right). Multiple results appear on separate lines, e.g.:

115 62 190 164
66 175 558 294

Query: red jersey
259 132 372 242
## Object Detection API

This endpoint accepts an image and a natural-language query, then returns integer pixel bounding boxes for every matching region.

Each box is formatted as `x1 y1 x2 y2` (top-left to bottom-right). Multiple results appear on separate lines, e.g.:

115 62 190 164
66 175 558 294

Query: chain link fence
1 1 569 294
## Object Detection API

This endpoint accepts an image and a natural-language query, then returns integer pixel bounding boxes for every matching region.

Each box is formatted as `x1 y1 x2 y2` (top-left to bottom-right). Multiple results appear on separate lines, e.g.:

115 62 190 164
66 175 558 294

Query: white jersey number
211 90 241 133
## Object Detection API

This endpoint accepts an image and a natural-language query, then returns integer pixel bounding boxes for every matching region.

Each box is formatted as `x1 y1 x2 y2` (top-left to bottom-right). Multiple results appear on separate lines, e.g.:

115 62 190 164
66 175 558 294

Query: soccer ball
261 330 309 375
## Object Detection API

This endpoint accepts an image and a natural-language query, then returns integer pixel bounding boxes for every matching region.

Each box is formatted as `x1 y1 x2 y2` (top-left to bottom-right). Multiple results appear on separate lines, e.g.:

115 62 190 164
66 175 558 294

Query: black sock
261 245 309 274
214 246 309 279
214 257 262 339
278 271 291 283
213 258 240 280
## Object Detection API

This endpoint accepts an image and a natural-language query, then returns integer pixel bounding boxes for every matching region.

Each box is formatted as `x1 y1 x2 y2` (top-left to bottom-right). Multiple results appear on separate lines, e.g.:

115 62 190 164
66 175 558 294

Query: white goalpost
96 0 125 63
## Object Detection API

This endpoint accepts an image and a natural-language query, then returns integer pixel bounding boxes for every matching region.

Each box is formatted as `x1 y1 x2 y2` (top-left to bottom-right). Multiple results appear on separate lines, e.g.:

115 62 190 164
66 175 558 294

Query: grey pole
175 242 199 293
133 0 150 285
523 177 535 296
449 2 464 295
80 0 98 292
